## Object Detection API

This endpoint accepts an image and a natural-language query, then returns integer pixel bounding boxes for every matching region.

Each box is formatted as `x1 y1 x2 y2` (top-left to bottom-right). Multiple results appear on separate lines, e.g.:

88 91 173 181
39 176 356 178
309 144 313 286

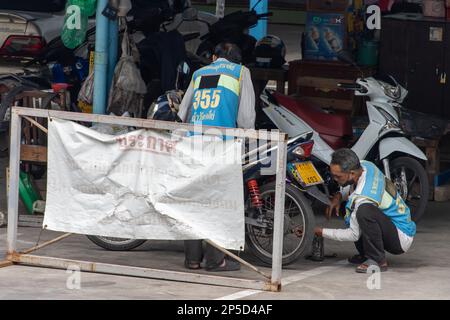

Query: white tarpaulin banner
43 118 245 250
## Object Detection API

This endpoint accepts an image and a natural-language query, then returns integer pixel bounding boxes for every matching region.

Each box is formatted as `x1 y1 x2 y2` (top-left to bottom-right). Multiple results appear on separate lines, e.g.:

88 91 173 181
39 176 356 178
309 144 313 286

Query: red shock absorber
247 179 263 209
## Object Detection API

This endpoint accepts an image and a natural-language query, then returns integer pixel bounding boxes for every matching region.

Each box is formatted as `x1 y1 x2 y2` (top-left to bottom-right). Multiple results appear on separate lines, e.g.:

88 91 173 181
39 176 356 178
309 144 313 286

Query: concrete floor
1 200 450 300
1 24 449 300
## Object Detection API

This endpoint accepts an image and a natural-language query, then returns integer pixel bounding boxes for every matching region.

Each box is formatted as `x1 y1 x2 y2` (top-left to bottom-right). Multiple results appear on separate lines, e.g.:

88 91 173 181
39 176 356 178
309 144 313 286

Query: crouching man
315 148 416 273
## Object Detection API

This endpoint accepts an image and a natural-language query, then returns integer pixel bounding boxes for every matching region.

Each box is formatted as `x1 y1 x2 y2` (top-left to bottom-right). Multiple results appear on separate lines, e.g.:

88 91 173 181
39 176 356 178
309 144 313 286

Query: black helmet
253 35 286 68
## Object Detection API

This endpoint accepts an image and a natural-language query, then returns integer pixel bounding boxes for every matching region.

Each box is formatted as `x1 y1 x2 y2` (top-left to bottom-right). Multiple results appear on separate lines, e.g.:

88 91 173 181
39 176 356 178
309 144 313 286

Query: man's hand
325 192 343 220
314 227 323 237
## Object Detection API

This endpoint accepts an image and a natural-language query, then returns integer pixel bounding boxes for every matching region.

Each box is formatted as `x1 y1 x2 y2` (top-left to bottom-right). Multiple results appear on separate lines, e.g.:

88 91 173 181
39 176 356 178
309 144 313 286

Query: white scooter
260 69 429 222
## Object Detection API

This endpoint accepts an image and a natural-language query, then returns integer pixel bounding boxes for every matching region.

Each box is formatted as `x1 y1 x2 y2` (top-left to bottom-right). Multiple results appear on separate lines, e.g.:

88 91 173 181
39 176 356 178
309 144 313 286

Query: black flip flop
205 259 241 272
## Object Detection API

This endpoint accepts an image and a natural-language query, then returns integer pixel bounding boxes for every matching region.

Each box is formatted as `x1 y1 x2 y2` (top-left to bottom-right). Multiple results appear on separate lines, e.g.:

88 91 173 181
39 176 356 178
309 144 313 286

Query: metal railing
4 106 288 292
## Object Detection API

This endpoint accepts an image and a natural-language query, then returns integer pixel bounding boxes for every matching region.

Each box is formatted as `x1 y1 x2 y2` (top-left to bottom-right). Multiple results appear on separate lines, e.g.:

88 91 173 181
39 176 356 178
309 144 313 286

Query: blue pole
93 0 109 115
107 19 118 94
249 0 268 41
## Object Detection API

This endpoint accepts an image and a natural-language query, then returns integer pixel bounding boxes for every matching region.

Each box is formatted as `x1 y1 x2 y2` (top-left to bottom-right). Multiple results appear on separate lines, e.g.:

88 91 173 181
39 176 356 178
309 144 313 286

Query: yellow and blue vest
189 59 243 129
345 161 416 237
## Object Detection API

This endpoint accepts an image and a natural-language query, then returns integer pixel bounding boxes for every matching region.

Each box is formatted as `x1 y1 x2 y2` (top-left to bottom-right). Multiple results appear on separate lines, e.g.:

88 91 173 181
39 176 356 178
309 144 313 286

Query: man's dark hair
214 42 242 64
331 148 362 173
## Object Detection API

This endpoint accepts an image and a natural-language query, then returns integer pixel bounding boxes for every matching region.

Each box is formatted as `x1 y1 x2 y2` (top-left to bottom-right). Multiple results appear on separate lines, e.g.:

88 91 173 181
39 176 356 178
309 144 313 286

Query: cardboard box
303 12 347 61
307 0 350 12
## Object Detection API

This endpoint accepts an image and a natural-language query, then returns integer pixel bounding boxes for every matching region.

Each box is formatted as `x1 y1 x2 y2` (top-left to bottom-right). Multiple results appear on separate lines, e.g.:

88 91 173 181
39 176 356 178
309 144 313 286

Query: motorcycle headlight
381 82 401 100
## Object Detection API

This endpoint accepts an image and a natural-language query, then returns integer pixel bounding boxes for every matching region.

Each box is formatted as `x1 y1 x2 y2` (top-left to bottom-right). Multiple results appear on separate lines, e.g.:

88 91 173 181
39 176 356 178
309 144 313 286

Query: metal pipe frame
7 254 272 291
6 107 288 292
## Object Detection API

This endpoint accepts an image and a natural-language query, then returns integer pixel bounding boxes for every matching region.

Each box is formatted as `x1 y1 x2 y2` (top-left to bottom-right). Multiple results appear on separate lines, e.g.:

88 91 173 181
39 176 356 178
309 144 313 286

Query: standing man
178 42 256 271
315 149 416 273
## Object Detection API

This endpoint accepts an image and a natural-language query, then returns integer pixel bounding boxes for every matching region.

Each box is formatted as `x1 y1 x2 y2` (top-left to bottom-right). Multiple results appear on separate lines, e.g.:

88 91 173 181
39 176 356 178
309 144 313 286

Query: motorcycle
241 133 329 265
259 57 429 222
88 131 329 266
194 0 272 64
88 59 330 265
0 26 93 120
0 5 201 120
0 28 92 179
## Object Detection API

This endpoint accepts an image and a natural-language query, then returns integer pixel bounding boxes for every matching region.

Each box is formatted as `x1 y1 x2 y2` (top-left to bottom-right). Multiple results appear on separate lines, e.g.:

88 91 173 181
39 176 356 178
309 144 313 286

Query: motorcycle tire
86 235 146 251
245 182 315 266
390 157 429 223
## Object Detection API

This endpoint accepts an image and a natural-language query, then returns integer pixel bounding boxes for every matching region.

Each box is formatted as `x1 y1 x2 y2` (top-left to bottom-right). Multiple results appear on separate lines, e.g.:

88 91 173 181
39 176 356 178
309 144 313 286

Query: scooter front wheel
390 157 429 223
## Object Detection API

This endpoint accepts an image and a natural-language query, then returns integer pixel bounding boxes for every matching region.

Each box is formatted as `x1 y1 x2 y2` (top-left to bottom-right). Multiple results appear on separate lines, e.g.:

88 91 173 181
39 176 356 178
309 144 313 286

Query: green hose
18 171 41 215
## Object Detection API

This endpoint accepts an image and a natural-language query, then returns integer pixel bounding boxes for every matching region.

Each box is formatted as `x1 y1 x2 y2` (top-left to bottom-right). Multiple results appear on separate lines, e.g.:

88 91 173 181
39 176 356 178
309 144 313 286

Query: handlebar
337 83 362 90
337 82 368 93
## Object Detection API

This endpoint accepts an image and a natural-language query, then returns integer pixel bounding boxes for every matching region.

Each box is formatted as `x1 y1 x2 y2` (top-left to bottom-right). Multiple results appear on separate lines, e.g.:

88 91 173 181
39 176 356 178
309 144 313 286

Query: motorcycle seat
271 91 353 149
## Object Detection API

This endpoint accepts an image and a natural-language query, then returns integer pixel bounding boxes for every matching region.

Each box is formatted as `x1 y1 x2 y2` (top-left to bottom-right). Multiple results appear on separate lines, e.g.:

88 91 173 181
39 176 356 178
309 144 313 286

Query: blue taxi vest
345 161 416 237
189 59 243 129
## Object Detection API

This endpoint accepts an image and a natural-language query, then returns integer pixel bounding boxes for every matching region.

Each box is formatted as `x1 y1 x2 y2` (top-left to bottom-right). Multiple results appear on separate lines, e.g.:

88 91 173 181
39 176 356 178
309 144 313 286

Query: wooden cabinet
380 14 450 118
443 25 450 119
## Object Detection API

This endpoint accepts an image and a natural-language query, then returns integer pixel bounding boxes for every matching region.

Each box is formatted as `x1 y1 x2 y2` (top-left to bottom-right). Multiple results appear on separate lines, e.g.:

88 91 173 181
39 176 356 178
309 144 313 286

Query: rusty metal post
7 108 22 254
6 107 289 292
270 131 287 292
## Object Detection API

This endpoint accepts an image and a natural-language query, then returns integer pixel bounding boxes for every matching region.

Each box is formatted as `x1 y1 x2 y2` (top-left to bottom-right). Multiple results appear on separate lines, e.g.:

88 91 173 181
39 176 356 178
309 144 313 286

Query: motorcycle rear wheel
245 182 315 266
86 235 146 251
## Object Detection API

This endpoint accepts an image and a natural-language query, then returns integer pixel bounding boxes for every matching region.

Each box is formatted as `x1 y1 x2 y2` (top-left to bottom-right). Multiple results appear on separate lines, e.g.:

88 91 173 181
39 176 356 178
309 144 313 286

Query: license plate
294 161 324 186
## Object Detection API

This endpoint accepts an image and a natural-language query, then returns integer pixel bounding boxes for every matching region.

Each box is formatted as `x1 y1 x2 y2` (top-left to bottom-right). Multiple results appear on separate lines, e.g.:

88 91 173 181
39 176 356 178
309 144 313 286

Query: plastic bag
61 0 90 49
78 71 95 104
107 25 147 117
